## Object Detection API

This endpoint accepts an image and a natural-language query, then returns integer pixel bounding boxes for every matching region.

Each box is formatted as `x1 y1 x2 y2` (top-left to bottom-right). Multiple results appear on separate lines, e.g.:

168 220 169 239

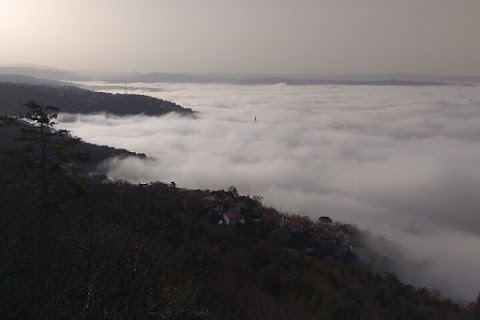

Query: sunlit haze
1 0 480 75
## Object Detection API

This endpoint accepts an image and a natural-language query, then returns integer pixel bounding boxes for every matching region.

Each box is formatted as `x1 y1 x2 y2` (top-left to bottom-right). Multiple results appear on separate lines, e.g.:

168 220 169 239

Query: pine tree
1 100 88 213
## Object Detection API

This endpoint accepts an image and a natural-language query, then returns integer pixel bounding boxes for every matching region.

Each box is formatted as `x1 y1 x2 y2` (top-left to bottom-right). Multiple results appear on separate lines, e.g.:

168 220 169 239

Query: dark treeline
0 82 195 116
0 102 476 319
0 121 146 174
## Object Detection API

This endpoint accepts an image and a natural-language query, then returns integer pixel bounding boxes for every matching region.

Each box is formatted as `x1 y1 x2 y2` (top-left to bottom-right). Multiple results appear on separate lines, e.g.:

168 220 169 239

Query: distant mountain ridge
0 66 88 81
2 65 479 85
105 72 479 86
237 77 456 86
105 72 235 84
0 74 72 86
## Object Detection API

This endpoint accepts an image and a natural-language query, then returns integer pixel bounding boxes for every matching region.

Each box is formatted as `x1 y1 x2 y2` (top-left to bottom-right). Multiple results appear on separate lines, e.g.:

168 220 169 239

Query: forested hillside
0 102 477 319
0 123 145 173
0 82 194 116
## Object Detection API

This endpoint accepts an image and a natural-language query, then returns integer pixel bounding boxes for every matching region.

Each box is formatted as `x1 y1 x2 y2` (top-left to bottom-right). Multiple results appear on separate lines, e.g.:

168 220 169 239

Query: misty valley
61 82 480 299
2 78 480 319
3 1 480 318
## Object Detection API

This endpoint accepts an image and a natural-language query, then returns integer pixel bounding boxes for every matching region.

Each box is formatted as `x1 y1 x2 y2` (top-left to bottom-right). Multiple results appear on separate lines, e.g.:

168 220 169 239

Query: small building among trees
223 211 244 226
319 216 333 224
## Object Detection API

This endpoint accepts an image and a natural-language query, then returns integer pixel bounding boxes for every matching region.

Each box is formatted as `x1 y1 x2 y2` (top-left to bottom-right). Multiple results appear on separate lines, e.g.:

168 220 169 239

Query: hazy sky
1 0 480 75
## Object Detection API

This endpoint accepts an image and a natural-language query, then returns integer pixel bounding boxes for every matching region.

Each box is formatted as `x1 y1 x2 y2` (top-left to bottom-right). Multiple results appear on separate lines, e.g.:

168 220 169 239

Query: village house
347 240 366 257
223 211 244 226
280 215 288 228
223 212 237 226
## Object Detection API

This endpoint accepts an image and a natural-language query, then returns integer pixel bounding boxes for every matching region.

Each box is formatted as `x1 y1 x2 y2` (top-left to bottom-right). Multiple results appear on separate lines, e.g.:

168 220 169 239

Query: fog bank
58 83 480 300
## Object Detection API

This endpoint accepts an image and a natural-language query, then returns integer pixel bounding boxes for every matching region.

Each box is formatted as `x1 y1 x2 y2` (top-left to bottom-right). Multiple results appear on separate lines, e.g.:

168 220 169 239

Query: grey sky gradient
1 0 479 75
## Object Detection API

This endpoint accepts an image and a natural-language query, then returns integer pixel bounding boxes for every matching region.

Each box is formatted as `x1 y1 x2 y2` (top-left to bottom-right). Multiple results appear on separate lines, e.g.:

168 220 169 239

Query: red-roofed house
223 212 237 226
223 211 244 226
347 240 366 254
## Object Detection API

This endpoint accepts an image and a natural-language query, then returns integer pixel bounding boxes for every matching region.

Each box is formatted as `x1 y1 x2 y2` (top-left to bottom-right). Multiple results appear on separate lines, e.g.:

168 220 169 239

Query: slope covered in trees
0 82 195 116
0 119 145 173
0 102 477 319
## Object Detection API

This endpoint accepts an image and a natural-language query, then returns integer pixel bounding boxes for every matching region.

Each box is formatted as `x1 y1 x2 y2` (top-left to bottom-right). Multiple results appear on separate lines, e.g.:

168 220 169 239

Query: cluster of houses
190 188 480 313
197 190 367 261
262 208 367 259
165 185 480 313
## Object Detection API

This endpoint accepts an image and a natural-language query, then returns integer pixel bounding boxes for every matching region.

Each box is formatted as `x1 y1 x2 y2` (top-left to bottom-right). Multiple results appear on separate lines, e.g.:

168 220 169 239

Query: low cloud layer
59 83 480 300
